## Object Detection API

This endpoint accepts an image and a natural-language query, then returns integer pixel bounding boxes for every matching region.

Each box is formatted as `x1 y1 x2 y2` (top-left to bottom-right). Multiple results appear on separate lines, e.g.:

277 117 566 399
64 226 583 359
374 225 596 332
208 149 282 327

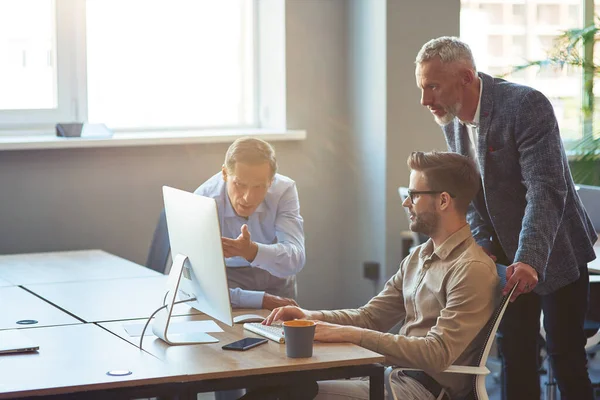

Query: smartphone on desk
222 337 268 351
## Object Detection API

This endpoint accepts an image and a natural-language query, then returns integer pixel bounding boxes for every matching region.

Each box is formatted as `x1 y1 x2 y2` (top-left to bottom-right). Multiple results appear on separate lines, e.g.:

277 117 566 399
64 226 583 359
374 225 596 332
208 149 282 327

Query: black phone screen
222 337 268 351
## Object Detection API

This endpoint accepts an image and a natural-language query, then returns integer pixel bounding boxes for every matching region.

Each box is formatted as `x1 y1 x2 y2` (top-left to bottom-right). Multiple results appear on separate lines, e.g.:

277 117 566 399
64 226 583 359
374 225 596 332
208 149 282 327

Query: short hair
407 151 480 214
415 36 477 72
224 137 278 178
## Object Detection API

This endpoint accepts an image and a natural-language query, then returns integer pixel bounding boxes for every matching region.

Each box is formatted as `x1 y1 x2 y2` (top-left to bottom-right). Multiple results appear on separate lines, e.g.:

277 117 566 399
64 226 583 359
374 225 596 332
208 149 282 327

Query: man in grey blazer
415 36 598 400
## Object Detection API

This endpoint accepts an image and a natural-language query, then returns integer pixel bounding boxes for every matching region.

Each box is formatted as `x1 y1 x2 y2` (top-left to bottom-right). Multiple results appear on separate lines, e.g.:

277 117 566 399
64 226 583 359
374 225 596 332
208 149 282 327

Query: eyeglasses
407 190 456 203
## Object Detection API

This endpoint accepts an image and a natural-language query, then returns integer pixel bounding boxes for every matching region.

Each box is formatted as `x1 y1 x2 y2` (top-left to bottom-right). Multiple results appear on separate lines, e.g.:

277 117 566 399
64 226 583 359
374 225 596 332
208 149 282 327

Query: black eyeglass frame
407 190 456 203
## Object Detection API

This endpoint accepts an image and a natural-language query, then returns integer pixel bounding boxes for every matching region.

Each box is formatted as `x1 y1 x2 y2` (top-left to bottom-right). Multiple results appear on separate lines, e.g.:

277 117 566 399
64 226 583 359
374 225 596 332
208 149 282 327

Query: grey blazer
442 72 597 295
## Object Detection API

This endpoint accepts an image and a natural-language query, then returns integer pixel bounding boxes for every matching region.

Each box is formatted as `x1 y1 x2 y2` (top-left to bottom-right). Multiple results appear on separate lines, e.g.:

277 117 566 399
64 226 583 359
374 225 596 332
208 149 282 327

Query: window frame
0 0 278 135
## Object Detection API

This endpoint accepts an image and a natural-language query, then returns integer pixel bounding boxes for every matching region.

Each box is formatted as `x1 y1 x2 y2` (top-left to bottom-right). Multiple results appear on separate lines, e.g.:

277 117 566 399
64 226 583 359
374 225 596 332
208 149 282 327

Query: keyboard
243 322 285 344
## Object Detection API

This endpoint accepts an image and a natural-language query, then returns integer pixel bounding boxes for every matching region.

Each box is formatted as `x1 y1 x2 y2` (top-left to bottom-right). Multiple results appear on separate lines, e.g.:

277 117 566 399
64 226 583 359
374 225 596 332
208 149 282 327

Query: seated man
195 137 305 310
263 151 499 399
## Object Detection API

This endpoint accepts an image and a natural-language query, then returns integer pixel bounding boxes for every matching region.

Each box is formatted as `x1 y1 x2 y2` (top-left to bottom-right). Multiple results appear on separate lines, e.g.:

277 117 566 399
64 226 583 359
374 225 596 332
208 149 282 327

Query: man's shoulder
453 240 499 278
269 173 297 196
194 172 224 198
483 72 547 108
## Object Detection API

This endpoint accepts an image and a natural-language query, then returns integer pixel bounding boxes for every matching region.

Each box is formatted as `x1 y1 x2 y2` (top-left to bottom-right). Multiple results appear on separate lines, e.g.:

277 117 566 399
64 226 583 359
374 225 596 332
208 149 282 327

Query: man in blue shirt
194 137 305 310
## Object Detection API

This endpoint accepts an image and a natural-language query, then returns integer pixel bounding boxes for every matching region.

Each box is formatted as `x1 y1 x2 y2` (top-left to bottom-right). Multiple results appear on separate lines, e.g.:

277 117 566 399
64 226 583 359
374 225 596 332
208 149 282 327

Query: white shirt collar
461 77 483 127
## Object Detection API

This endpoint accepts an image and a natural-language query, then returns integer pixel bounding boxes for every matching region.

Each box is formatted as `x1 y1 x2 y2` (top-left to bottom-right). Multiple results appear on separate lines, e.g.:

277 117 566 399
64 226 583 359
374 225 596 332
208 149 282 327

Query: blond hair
224 137 277 178
407 151 480 214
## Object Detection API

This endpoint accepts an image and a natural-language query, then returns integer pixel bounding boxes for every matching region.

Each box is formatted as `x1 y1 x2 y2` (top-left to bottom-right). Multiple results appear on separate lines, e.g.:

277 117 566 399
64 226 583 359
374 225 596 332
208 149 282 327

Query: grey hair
415 36 477 72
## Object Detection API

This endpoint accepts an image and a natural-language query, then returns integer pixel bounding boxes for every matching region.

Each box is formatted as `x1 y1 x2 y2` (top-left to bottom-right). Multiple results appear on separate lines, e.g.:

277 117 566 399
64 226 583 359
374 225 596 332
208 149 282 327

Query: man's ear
460 67 476 86
221 165 228 182
439 192 451 211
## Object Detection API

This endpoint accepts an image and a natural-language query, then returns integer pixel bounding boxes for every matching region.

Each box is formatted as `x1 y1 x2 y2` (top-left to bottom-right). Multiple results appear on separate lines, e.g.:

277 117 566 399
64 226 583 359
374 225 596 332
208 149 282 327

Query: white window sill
0 129 306 151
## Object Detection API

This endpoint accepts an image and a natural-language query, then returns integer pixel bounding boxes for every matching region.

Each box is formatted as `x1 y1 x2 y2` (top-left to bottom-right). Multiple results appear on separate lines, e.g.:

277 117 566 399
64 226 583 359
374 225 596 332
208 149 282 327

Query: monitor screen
161 186 233 327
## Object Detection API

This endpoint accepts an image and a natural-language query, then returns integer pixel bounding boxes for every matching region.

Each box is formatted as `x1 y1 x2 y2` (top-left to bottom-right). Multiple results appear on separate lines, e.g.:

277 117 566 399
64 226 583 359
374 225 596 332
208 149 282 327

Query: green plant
512 21 600 185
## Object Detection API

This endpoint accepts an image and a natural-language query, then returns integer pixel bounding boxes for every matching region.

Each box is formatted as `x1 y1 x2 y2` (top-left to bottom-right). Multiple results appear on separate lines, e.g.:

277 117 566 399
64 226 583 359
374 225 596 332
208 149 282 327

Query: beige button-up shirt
321 224 499 398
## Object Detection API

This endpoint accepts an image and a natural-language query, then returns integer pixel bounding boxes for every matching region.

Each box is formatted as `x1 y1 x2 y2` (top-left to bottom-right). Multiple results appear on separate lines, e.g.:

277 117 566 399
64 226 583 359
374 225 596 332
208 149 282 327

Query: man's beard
409 209 439 236
433 102 462 126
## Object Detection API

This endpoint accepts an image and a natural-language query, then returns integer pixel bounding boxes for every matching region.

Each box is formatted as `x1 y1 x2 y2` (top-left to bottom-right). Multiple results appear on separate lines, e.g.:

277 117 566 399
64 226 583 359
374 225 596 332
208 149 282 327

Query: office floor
486 352 600 400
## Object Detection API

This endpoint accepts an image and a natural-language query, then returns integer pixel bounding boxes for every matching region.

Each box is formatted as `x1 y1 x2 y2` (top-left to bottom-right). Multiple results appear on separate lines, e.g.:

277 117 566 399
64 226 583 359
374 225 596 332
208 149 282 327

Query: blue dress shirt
194 172 305 308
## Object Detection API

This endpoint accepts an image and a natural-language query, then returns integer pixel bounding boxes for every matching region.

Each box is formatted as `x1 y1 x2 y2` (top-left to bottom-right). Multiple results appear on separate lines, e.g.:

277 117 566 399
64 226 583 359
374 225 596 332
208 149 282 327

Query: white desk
0 249 159 285
0 324 174 399
0 286 80 330
24 275 199 323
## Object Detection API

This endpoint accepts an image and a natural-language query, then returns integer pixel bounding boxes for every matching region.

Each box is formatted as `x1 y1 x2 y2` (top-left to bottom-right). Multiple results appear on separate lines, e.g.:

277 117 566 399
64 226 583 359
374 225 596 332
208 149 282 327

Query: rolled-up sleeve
229 288 265 309
251 184 305 278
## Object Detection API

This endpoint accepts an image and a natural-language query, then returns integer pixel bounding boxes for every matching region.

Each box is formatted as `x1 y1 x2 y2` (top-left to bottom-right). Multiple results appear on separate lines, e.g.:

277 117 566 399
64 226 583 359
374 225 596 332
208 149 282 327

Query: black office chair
146 209 171 274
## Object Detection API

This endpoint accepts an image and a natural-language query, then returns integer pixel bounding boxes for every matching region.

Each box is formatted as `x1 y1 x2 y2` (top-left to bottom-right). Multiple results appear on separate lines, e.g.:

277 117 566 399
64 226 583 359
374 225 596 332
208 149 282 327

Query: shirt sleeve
320 258 408 332
356 261 498 373
513 90 568 280
229 288 265 309
250 183 306 278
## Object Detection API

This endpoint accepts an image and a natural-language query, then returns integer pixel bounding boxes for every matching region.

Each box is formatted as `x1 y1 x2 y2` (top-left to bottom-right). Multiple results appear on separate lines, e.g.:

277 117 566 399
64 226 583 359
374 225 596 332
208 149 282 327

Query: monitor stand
152 254 219 345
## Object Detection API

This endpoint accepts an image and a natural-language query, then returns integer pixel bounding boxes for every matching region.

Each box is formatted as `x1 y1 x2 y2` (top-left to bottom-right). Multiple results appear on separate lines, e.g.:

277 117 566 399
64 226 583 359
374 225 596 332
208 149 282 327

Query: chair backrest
398 187 429 246
145 209 171 274
473 263 515 369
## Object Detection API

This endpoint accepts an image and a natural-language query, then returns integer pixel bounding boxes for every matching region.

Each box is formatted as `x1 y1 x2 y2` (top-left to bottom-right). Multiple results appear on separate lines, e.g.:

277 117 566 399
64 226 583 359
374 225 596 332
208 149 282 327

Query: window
461 0 584 143
0 0 259 133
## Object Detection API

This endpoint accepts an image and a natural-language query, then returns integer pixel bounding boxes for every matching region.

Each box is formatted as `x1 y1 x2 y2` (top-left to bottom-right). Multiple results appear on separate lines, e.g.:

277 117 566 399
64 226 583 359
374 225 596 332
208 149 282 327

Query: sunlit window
0 0 56 110
86 0 255 130
0 0 257 132
461 0 583 142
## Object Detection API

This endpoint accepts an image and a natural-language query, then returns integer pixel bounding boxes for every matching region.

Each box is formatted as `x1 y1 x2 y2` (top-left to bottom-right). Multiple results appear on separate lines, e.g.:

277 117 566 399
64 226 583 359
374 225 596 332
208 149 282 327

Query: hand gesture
503 262 539 302
222 224 259 262
262 293 299 311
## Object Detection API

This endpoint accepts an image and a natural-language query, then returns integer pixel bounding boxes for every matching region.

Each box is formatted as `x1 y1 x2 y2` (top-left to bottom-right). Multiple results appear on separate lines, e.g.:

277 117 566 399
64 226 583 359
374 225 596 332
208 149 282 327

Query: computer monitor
576 184 600 232
152 186 233 345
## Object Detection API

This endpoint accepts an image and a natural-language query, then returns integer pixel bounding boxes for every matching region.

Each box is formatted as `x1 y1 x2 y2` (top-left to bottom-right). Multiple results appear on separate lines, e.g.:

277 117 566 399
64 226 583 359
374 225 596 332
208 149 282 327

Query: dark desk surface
0 286 81 330
0 250 159 285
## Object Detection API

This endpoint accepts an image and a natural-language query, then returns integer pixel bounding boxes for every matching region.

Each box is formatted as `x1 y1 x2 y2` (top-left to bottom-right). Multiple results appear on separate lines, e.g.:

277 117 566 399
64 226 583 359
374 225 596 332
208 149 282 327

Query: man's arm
467 202 493 252
229 288 298 310
318 259 408 332
318 261 498 374
513 90 568 280
263 257 409 328
251 184 305 278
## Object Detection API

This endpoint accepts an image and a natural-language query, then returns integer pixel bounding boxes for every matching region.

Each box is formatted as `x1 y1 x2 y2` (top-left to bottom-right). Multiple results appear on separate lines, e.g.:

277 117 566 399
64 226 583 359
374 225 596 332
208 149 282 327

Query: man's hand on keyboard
262 294 298 310
263 305 313 325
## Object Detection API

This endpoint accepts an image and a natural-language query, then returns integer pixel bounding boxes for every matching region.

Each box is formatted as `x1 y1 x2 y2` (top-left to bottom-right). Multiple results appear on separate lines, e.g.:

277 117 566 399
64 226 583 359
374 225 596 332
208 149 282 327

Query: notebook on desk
0 330 39 355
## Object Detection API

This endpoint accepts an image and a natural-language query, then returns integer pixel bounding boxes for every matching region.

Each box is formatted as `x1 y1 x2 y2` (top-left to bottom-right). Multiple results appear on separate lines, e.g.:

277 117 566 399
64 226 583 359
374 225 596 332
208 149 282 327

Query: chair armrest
394 365 490 375
443 365 490 375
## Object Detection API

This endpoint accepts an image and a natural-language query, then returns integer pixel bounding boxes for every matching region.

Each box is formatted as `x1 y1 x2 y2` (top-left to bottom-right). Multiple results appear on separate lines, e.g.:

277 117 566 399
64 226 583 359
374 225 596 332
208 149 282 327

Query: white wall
0 0 460 310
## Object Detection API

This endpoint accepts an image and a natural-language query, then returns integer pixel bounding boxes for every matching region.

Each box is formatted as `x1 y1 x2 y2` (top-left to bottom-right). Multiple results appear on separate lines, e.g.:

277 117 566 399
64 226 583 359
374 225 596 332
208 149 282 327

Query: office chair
386 264 516 400
145 209 171 274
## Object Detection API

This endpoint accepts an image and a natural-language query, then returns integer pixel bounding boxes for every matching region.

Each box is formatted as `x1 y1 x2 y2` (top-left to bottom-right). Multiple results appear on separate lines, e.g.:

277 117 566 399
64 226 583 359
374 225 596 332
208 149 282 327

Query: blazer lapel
476 72 495 179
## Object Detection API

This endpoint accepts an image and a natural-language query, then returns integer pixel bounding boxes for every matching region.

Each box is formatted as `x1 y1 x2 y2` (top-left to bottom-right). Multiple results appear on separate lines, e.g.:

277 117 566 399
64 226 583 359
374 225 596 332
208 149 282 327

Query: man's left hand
222 224 259 262
314 321 362 345
503 262 538 302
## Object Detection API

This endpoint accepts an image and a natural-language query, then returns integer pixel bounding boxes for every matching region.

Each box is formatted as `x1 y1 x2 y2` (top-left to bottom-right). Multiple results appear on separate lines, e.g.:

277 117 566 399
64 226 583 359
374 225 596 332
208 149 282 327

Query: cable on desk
139 296 197 349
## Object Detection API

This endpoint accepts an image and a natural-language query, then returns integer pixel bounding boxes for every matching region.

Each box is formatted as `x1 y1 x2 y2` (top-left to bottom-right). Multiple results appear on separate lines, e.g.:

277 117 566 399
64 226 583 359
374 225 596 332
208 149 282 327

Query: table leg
369 365 385 400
